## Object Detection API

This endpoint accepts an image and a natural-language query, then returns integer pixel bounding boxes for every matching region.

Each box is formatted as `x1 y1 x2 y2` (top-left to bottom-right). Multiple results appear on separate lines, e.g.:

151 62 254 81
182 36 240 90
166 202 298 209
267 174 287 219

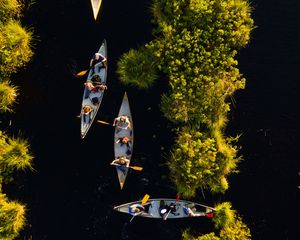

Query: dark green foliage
117 46 158 89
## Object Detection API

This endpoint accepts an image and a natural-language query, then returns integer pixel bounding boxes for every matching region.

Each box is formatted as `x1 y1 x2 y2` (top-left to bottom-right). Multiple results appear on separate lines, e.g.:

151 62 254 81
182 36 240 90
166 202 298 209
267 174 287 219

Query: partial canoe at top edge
91 0 102 20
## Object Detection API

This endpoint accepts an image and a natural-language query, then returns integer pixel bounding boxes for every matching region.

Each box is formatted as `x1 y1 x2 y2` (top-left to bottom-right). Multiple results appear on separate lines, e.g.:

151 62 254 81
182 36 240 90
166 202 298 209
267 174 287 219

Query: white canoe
91 0 102 20
114 198 215 219
114 92 134 189
81 39 107 139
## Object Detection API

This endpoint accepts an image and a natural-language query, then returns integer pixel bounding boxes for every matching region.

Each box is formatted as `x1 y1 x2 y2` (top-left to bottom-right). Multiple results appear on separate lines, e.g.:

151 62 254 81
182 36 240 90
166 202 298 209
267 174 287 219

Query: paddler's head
119 158 126 165
120 116 126 122
134 208 141 213
83 105 91 113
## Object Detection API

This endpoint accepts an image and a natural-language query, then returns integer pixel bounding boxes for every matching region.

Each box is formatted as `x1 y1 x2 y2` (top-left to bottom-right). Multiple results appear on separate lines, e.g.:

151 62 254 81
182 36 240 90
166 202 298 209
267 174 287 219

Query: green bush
117 46 158 89
182 230 220 240
0 20 33 77
168 126 240 197
219 216 251 240
0 193 26 240
0 80 18 113
0 131 34 184
0 0 22 23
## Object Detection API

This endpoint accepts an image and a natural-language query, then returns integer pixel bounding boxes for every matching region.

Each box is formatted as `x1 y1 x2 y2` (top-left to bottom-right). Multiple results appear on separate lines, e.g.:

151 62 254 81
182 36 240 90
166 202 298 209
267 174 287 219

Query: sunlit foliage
213 202 236 229
0 131 34 184
0 193 26 240
0 0 23 23
0 80 18 113
117 46 158 89
182 203 251 239
0 20 33 77
183 230 219 240
219 216 251 240
169 126 240 198
116 0 254 195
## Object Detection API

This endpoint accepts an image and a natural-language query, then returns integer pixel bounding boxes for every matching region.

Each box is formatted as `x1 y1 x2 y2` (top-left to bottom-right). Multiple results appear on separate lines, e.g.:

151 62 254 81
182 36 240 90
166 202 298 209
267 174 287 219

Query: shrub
0 20 33 77
0 80 18 113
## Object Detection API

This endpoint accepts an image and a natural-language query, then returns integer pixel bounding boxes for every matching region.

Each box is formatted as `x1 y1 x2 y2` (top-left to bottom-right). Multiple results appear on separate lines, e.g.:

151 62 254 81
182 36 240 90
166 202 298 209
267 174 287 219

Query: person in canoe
115 136 132 155
113 115 131 132
159 202 178 217
129 203 152 216
81 105 93 123
183 206 213 217
110 156 130 167
85 75 107 91
90 52 107 74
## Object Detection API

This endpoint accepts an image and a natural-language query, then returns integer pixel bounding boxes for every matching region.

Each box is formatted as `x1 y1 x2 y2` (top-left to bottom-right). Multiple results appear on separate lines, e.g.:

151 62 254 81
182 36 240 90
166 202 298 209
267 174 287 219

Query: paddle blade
97 120 111 125
76 70 88 77
130 166 143 171
206 212 214 218
141 194 150 205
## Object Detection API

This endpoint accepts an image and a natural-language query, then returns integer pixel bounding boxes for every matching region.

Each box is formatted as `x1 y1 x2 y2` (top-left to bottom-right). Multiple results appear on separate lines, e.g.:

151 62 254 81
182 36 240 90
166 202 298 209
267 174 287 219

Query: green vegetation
0 193 26 240
169 126 240 197
0 81 18 113
117 0 254 238
0 20 33 77
0 0 22 22
182 203 251 240
117 46 158 89
0 131 34 184
0 0 34 239
118 0 253 196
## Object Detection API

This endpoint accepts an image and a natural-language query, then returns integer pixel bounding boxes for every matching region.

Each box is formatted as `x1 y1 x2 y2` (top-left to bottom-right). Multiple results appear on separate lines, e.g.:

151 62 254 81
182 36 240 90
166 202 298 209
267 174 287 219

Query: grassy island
0 1 34 239
117 0 254 238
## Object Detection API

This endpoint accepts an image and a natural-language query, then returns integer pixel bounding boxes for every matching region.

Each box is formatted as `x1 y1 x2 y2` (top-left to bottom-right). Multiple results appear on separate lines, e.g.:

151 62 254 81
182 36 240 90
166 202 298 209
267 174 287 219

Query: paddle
97 120 113 126
110 163 143 171
163 194 180 220
129 194 150 223
76 66 93 77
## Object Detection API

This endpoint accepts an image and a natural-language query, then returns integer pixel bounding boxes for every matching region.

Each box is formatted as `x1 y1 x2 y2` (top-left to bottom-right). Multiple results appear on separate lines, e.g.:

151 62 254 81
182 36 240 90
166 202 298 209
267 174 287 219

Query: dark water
2 0 299 239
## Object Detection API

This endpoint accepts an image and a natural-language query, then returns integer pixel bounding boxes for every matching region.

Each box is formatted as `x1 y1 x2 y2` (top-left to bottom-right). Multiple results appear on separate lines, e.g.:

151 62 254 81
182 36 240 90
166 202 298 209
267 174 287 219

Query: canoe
81 39 107 139
114 92 134 189
91 0 102 20
114 198 215 219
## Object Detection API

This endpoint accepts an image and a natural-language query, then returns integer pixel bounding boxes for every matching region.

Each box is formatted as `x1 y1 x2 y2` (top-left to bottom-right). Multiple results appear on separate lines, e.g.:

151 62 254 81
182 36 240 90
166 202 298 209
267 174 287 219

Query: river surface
3 0 299 239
